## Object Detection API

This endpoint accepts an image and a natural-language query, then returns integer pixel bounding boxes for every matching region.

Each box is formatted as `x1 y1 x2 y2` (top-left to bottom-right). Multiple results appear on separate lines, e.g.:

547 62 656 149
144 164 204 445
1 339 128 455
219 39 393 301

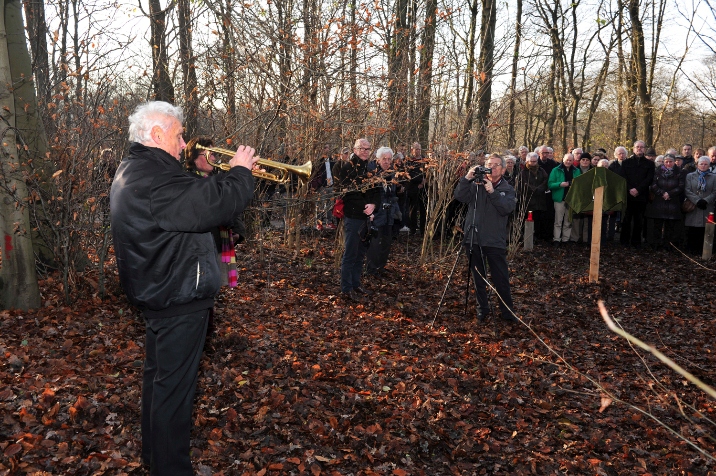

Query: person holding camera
548 153 581 245
455 154 518 323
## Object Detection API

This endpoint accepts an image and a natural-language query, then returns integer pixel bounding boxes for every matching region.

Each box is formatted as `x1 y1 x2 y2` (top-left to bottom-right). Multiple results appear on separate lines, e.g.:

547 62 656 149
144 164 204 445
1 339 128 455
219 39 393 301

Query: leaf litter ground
1 233 716 475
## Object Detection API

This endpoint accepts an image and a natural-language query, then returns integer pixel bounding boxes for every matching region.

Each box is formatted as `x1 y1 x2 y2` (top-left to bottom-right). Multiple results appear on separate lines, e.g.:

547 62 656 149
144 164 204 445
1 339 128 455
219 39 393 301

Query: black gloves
697 199 708 210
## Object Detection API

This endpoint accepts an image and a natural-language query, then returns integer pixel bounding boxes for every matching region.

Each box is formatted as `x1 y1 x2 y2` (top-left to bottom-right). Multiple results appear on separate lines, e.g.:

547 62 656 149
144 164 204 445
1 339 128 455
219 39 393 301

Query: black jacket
454 177 516 249
334 154 381 219
110 143 254 318
622 154 654 202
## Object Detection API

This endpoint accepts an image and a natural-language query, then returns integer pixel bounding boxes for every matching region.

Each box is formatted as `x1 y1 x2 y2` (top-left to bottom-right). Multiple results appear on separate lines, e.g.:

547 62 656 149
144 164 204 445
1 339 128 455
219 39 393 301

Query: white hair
597 158 609 167
375 146 394 159
526 152 539 161
698 156 710 165
128 101 183 144
614 146 627 156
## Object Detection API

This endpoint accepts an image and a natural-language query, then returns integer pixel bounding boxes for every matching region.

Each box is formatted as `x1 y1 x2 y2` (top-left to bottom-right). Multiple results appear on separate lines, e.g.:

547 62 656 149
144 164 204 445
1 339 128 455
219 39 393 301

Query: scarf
661 165 674 178
698 170 711 192
562 165 574 196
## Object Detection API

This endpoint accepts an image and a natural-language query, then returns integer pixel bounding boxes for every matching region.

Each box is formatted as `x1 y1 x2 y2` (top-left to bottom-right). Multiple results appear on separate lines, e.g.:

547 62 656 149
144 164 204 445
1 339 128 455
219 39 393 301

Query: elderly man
111 101 257 475
334 138 381 301
455 154 517 323
537 146 557 240
620 140 654 248
517 152 549 238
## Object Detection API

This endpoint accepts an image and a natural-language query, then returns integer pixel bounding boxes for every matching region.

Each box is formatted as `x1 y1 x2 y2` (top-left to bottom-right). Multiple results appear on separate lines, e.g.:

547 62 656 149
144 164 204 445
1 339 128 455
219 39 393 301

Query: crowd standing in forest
309 138 716 316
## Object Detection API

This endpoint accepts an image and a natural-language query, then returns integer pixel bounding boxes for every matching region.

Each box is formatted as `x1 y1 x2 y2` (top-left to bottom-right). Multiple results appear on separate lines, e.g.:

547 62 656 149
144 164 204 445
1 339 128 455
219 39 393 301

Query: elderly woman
684 156 716 254
504 155 518 186
645 154 684 250
365 146 399 276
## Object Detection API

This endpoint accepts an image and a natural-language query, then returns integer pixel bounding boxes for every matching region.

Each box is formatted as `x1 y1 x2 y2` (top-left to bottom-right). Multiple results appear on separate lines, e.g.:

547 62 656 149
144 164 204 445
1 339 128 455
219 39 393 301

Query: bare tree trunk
417 0 437 145
220 0 236 139
388 0 410 143
0 0 41 309
459 0 478 150
147 0 175 102
177 0 198 138
22 0 50 107
474 0 496 151
349 2 357 104
507 0 522 149
628 0 653 145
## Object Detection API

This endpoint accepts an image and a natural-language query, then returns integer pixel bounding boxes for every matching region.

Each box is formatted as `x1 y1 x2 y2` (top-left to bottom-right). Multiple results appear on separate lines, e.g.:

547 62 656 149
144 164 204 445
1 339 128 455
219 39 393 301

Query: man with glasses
334 138 381 301
454 153 517 324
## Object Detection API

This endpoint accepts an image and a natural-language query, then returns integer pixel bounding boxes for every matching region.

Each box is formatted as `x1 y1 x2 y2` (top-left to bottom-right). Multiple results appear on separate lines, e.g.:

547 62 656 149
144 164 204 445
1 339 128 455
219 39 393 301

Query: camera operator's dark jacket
111 143 254 318
454 176 516 249
334 153 381 219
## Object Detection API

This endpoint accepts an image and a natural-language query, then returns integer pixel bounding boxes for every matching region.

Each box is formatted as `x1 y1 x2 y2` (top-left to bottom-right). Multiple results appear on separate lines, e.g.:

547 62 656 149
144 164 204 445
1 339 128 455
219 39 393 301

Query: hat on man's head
645 148 657 156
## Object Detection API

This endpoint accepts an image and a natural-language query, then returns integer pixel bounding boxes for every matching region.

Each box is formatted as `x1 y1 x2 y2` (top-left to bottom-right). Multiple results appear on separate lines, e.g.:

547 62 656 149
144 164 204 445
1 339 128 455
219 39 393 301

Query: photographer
455 154 517 323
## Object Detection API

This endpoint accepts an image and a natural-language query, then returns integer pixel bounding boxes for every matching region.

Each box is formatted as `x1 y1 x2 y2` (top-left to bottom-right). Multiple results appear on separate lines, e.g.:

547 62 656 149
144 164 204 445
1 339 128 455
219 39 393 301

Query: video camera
469 165 492 182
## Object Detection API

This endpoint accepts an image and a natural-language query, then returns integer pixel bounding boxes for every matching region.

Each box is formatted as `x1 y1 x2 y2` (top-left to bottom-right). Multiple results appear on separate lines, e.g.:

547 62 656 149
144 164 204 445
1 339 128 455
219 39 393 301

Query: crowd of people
520 141 716 255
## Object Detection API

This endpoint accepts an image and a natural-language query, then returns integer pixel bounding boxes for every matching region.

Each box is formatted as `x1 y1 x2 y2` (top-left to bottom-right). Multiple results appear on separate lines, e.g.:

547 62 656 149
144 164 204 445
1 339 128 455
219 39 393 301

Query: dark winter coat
454 177 516 249
516 167 549 212
110 143 254 318
334 154 381 220
646 166 684 220
621 154 654 202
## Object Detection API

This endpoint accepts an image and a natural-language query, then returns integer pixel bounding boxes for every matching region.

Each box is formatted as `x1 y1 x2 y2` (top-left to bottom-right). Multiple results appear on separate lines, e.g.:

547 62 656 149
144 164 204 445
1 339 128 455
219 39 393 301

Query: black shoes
354 286 370 295
477 309 490 322
342 290 363 302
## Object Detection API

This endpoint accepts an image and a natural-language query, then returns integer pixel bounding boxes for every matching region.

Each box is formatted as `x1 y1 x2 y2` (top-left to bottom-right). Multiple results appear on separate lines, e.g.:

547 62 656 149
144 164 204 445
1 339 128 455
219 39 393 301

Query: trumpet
192 144 312 184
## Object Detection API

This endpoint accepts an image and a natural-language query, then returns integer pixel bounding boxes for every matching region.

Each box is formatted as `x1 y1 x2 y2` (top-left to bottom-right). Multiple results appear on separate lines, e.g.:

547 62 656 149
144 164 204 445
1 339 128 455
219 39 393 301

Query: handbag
332 198 345 219
681 198 696 213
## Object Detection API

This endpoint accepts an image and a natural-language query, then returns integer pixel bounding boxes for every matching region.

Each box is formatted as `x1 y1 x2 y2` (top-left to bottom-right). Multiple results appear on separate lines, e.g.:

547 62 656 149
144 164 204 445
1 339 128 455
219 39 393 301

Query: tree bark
0 0 41 309
459 0 478 150
507 0 522 149
388 0 410 143
628 0 653 145
475 0 496 151
417 0 437 145
177 0 198 138
148 0 175 103
21 0 50 108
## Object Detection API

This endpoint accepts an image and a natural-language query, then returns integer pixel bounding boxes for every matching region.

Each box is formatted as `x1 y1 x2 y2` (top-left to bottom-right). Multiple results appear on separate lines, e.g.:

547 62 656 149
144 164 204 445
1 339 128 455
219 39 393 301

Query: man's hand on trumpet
229 145 259 171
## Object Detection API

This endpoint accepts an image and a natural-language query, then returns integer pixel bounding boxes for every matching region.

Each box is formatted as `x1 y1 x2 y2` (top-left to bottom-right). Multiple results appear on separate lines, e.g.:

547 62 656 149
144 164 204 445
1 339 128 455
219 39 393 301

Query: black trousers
142 309 209 476
620 199 647 246
407 190 427 234
366 224 393 274
465 244 514 319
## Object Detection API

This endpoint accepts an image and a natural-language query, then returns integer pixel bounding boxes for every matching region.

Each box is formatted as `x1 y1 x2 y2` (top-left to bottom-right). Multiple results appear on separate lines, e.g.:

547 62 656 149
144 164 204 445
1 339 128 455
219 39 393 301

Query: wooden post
702 217 715 260
589 186 605 283
523 211 534 250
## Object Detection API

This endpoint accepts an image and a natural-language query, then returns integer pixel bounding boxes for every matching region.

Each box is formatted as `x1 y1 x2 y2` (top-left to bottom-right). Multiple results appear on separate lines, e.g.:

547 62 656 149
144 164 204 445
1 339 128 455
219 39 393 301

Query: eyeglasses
356 147 372 151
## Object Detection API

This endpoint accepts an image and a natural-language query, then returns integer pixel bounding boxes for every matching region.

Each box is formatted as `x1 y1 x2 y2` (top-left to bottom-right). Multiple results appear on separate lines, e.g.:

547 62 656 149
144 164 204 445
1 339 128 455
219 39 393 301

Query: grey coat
684 172 716 227
454 177 517 249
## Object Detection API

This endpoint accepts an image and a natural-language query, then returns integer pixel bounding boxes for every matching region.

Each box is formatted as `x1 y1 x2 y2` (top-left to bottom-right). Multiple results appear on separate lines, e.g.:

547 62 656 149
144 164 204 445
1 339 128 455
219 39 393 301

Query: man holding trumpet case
111 101 258 475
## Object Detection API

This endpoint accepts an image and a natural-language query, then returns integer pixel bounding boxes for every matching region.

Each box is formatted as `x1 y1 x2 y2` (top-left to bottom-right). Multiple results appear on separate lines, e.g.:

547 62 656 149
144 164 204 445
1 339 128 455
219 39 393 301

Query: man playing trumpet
111 101 258 475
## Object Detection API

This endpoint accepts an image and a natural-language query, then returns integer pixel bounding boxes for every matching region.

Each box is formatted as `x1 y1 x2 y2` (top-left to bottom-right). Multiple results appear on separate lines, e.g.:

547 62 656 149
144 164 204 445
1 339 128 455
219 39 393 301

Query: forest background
1 0 716 473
